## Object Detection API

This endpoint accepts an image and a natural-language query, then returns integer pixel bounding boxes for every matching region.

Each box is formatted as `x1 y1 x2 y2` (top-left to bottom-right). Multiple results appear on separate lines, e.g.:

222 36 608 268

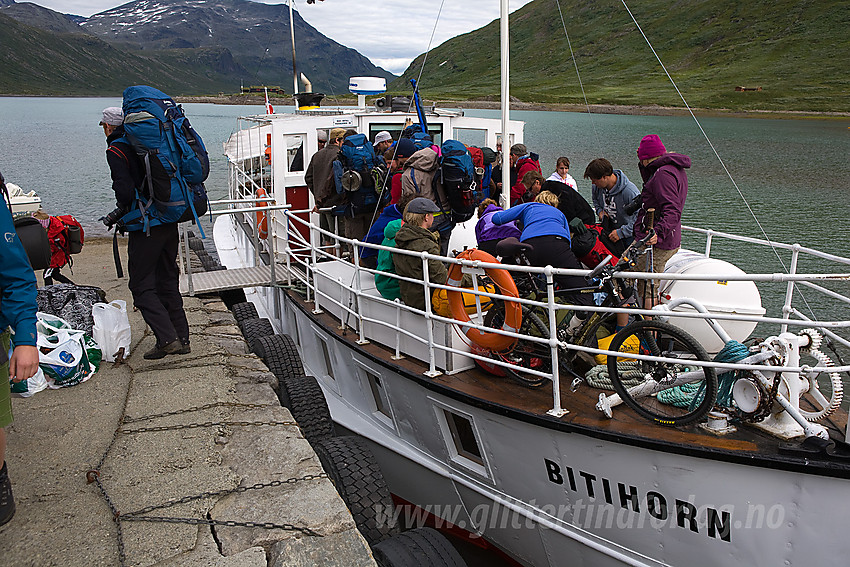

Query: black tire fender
231 301 259 324
371 527 467 567
313 436 400 546
281 375 334 442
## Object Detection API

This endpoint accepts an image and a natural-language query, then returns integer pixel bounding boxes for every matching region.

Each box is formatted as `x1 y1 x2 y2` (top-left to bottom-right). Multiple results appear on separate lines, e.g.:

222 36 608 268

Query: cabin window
453 128 487 148
442 409 484 468
319 337 335 380
361 368 394 423
286 134 305 172
368 123 444 148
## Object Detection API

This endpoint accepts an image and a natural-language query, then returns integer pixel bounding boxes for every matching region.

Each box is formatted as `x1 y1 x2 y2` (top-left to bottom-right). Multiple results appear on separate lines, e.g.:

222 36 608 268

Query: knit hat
317 130 328 142
99 107 123 126
637 134 666 160
394 138 416 159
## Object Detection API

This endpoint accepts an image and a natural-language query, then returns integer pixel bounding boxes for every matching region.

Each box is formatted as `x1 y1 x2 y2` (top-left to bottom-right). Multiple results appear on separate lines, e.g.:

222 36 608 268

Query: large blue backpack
334 133 385 217
116 86 209 234
439 140 478 223
401 124 433 151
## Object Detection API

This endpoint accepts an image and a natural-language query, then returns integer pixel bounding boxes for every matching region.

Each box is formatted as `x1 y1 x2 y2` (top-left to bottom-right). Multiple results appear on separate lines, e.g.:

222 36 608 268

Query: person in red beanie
631 134 690 306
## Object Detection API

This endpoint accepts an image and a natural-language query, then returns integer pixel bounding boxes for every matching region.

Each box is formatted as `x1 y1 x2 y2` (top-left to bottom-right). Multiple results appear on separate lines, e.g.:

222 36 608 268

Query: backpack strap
409 169 420 194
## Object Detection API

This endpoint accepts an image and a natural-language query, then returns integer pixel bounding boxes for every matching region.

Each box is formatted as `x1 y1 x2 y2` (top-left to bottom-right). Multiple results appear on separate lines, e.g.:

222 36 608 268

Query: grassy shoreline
174 94 850 121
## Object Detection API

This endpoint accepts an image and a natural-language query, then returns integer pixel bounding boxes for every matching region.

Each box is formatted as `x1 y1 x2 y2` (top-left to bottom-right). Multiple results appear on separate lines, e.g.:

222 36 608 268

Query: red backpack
47 215 84 269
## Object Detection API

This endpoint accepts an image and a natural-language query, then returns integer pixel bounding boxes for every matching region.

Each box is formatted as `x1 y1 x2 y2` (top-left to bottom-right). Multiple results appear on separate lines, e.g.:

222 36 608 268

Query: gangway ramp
179 265 277 295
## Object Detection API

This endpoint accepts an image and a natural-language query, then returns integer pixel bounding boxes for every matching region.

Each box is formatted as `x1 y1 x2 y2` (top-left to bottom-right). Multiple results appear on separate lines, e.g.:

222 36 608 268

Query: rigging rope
553 0 603 154
618 0 822 322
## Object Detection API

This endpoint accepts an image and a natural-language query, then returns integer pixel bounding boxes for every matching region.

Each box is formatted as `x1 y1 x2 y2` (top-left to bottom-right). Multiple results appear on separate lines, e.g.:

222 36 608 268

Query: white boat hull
215 215 850 567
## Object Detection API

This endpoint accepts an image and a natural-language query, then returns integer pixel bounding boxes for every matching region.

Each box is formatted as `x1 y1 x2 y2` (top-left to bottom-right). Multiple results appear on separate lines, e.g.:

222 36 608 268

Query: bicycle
476 228 718 426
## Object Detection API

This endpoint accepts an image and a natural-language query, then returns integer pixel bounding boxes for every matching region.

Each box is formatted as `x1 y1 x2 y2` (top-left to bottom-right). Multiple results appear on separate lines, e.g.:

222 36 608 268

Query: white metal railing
218 183 850 420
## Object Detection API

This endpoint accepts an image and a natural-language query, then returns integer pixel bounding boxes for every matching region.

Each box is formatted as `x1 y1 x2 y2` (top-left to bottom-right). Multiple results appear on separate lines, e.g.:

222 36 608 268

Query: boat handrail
276 209 850 374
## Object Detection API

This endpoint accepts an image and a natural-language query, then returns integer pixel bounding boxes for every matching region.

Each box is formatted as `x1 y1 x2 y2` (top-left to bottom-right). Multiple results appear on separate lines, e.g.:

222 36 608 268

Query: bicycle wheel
607 319 717 426
485 304 551 388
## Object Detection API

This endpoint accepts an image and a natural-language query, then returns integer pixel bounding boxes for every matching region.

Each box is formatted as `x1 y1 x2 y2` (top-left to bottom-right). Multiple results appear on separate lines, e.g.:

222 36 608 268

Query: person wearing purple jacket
474 199 521 257
632 134 690 305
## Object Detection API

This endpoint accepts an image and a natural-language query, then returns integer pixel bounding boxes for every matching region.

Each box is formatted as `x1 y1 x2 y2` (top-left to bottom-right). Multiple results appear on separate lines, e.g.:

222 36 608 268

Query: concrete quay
0 237 376 567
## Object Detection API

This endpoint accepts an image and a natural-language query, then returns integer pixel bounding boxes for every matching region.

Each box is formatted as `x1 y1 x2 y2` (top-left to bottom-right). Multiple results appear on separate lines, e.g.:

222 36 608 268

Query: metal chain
120 420 298 434
122 402 275 423
124 473 328 516
120 515 323 537
86 358 321 565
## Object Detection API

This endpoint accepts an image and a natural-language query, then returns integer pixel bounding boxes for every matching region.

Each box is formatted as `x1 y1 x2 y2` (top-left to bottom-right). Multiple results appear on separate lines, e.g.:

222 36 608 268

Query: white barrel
349 77 387 95
658 250 764 353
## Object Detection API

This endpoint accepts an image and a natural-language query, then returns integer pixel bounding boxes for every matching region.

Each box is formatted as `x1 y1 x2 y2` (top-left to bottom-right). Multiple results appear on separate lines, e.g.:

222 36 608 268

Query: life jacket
438 140 479 224
114 85 210 235
47 215 84 269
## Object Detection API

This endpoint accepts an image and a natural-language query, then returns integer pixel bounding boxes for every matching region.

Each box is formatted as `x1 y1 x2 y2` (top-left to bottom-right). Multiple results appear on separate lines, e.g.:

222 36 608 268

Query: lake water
1 97 848 339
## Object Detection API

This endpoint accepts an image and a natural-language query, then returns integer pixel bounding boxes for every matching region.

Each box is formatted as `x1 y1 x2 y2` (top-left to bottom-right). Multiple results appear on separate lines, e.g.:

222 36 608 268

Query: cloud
33 0 534 72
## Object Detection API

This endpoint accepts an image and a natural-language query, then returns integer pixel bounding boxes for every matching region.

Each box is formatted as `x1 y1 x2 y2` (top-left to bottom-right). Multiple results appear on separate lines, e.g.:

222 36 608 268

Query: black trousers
127 223 189 347
524 235 593 308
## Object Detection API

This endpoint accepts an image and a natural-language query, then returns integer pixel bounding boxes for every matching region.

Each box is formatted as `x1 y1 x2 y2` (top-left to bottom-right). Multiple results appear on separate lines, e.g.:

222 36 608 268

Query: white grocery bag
92 300 132 362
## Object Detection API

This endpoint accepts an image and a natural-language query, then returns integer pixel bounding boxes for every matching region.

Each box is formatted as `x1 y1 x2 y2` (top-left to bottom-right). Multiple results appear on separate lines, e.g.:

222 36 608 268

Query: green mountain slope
392 0 850 112
0 12 243 95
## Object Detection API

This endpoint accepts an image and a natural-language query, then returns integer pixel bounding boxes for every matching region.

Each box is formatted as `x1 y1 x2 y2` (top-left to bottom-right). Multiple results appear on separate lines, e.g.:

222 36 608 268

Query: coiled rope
657 340 748 408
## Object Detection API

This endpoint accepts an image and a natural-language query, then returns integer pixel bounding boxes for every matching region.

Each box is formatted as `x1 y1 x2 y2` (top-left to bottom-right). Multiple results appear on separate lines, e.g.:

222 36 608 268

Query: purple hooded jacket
475 203 521 244
633 152 690 250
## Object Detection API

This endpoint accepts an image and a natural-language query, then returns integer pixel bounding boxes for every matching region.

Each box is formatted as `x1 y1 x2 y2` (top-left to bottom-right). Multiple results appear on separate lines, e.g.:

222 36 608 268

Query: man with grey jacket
585 158 640 256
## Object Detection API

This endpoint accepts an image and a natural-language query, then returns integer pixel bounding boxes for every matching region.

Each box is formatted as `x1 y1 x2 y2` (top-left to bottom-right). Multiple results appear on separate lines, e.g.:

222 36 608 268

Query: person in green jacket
392 198 447 311
375 219 403 301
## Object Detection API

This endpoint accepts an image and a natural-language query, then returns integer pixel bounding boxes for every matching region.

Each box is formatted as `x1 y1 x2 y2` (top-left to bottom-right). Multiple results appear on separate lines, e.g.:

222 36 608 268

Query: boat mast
289 0 299 96
500 0 510 209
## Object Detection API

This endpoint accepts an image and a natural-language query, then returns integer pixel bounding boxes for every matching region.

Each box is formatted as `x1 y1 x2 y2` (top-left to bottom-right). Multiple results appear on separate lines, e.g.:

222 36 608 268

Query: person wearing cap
373 131 393 156
305 127 347 250
389 137 416 205
392 197 451 311
101 106 192 360
631 134 691 307
508 143 542 207
317 130 328 151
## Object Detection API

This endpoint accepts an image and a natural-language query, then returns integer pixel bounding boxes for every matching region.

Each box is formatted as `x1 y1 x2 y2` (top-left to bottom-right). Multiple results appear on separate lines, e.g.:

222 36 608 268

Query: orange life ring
256 188 269 240
446 249 522 352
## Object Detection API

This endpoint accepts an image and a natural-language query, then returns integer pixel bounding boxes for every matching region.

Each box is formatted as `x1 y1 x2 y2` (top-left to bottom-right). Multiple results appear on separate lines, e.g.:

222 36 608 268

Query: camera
101 206 127 228
624 193 643 215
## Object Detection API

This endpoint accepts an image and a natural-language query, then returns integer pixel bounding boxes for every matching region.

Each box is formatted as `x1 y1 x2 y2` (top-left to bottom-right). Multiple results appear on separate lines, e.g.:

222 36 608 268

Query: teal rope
657 340 748 408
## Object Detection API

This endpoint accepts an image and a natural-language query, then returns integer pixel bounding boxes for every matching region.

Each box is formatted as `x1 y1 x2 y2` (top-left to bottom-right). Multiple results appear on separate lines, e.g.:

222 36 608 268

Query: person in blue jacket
492 191 592 307
358 193 414 269
0 172 40 526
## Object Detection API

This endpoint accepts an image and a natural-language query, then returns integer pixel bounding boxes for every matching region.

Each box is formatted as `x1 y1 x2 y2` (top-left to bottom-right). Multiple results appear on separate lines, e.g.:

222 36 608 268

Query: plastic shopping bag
10 367 48 397
36 312 101 388
92 301 132 362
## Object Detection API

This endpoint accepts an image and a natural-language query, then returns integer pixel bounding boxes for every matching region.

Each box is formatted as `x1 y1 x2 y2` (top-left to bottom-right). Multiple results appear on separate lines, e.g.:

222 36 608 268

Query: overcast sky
32 0 535 74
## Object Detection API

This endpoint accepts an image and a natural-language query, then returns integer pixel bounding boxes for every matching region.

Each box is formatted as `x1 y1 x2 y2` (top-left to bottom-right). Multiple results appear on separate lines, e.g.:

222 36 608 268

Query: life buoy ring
256 188 269 240
446 249 522 352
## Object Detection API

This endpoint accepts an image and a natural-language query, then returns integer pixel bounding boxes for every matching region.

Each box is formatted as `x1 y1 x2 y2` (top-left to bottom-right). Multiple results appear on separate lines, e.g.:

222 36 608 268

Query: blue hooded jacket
0 198 38 347
360 204 403 261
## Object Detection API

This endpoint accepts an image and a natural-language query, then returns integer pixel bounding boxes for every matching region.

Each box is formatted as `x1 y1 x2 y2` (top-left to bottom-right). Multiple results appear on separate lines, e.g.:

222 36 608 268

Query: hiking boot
176 340 191 355
143 339 183 360
0 462 15 527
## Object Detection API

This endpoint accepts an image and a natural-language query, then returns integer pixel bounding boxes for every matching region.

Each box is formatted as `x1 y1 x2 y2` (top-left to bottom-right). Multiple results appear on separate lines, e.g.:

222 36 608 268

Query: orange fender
256 188 269 239
446 249 521 352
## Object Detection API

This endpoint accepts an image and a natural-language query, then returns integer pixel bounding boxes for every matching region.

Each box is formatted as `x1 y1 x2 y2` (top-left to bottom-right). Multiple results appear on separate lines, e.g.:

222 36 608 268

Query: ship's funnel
293 74 324 110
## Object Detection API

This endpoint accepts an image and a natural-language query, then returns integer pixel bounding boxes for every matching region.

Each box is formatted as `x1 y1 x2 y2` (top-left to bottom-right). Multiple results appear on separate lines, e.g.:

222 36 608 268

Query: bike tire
607 319 717 426
497 306 551 388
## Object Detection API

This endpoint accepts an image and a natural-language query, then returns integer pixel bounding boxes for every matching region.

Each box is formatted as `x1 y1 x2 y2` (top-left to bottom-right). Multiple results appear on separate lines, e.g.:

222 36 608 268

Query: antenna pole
500 0 510 209
289 0 299 95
